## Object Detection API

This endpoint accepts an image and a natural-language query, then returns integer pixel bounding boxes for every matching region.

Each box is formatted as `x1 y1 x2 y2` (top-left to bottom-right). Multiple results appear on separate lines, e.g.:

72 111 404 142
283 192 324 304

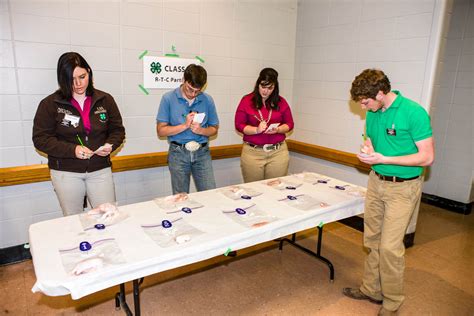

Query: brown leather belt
374 171 419 182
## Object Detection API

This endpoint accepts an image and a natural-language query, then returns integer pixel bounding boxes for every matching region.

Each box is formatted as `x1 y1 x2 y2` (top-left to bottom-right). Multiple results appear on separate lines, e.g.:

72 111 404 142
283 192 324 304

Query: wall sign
143 56 200 89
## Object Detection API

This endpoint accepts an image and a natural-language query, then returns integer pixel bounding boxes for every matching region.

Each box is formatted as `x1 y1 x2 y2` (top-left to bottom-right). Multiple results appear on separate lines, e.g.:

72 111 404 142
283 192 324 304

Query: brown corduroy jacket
33 89 125 173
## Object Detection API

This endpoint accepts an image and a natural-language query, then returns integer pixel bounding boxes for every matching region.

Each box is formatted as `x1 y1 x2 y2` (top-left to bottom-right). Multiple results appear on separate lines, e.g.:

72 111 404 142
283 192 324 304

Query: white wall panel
70 0 120 24
121 2 162 29
0 40 13 67
121 26 163 51
0 95 21 121
93 71 122 96
12 14 69 44
0 68 17 94
15 42 69 69
18 68 57 96
163 8 199 34
20 95 43 120
0 121 24 147
70 21 120 48
10 0 68 18
0 12 11 40
204 56 232 76
396 13 434 38
0 147 25 167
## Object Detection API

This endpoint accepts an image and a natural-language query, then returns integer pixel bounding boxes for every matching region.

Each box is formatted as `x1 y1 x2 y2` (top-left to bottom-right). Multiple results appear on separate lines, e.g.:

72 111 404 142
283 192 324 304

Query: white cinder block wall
0 0 297 248
424 0 474 203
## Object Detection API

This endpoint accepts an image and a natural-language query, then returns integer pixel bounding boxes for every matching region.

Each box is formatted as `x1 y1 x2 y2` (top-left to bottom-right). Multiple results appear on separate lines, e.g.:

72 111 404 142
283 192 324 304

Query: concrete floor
1 202 473 315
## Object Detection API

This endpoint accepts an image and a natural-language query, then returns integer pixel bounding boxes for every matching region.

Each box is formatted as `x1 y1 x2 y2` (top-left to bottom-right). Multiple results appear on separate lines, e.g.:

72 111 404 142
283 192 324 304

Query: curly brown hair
350 69 391 101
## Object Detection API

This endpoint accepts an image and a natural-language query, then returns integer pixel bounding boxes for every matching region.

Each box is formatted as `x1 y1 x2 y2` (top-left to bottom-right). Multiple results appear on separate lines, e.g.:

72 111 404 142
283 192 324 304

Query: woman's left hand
95 143 113 156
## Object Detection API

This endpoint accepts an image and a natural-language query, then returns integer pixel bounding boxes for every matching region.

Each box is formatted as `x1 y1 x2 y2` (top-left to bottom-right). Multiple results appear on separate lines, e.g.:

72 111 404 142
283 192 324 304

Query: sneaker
342 288 383 305
378 306 398 315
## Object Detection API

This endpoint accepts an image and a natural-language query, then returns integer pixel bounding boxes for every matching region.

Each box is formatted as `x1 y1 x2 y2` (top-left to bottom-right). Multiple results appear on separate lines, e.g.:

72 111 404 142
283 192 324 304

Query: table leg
133 279 141 316
114 278 144 315
278 226 335 281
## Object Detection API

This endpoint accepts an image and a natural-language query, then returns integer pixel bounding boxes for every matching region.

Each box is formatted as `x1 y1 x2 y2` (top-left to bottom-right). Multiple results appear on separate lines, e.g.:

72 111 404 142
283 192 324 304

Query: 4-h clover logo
150 62 162 74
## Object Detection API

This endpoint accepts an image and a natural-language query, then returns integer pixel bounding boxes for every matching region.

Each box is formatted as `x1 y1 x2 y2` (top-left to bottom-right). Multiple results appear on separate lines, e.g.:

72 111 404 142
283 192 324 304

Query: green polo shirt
366 91 432 178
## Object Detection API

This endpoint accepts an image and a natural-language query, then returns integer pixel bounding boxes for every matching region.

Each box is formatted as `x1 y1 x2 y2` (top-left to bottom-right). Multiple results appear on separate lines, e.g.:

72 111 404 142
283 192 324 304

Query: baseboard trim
422 193 472 215
0 244 31 266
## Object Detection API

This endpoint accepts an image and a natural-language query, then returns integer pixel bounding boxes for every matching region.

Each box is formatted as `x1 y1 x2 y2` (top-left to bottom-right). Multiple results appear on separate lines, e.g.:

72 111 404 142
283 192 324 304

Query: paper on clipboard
193 113 206 124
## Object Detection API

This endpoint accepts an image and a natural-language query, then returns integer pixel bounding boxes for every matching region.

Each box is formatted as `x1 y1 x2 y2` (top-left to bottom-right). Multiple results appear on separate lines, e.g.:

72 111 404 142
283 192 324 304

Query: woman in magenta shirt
234 68 294 182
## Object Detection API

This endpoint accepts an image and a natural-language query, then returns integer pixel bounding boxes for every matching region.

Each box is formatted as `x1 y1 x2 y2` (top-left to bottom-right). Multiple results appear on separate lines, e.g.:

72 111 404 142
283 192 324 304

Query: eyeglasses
184 82 202 96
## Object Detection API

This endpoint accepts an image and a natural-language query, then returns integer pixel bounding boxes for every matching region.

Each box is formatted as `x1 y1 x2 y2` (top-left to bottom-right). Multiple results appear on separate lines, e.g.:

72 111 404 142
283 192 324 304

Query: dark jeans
167 143 216 194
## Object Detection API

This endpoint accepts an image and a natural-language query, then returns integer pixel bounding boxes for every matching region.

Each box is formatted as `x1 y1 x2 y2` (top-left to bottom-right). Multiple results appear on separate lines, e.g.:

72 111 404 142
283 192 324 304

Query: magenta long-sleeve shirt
235 93 294 146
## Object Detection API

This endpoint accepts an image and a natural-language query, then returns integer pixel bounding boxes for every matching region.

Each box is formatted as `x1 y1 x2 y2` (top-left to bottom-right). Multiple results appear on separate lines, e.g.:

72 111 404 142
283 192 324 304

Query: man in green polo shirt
343 69 434 316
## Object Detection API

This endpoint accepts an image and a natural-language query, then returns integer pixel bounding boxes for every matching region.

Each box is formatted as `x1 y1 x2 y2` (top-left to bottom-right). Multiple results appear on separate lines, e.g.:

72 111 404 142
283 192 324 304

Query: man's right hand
184 112 196 129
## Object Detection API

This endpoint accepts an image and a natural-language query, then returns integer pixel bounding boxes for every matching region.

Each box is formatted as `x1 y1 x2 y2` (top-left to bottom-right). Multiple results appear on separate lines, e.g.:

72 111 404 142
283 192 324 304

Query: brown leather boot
342 288 383 305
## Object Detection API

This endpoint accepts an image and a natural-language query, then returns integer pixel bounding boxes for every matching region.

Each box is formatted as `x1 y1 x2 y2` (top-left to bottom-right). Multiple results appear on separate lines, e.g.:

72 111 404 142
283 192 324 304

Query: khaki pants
50 168 116 217
240 142 289 183
360 170 422 311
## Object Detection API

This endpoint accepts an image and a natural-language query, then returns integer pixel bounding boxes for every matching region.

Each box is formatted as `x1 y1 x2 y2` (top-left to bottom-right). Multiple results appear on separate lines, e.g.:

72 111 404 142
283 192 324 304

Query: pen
76 134 84 147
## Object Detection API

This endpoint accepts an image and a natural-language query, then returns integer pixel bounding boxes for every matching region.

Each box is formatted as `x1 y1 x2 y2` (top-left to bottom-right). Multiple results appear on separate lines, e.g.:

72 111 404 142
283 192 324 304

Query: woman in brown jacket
33 52 125 216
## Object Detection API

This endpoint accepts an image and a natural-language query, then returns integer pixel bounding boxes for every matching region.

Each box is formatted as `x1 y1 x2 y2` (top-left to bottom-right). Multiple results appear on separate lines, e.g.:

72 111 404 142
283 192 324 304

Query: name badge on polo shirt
386 124 396 136
62 114 80 128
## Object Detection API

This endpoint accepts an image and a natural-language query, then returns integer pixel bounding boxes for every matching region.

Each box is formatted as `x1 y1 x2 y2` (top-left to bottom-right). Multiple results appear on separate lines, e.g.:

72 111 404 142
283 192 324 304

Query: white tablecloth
30 173 365 299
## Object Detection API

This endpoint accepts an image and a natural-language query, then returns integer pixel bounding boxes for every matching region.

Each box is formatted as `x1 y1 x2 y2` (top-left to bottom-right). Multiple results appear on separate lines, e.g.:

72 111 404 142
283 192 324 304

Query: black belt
246 141 284 151
374 171 419 182
170 141 208 148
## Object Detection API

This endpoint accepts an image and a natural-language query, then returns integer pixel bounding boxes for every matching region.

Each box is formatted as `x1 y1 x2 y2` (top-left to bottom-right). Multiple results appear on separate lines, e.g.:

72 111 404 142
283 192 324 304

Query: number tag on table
235 208 247 215
79 241 92 251
181 207 192 213
94 224 106 230
162 220 173 228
